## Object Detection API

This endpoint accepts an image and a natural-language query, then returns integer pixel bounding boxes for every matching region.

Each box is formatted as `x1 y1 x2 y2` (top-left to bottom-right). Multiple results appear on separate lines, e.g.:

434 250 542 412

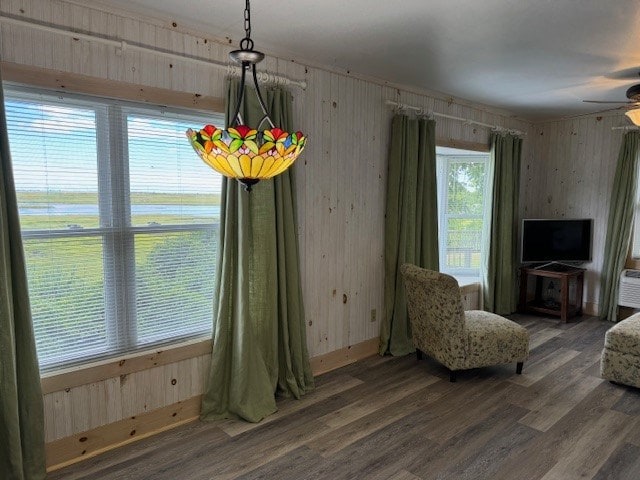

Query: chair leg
449 370 457 382
516 362 524 375
416 349 423 361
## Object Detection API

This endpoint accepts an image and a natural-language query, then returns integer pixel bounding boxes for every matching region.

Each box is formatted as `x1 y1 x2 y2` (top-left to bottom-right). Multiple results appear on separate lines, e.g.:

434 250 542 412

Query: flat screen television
521 219 592 263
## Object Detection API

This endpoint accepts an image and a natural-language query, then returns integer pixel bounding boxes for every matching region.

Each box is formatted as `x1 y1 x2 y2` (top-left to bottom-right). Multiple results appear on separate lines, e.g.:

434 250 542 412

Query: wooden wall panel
42 354 211 443
524 114 626 313
0 0 530 357
3 0 519 457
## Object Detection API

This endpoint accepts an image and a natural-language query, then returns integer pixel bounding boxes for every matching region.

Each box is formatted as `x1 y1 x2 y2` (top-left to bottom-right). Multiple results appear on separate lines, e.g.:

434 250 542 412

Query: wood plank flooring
48 315 640 480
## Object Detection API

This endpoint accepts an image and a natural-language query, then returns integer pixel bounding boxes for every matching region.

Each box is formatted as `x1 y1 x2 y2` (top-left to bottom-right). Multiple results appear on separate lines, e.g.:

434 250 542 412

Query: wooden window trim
625 250 640 270
436 138 490 153
40 338 212 394
1 61 224 113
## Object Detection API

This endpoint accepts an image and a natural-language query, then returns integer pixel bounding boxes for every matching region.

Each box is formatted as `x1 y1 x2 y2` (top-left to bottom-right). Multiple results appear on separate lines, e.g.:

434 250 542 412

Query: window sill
626 257 640 270
40 336 212 395
459 282 481 294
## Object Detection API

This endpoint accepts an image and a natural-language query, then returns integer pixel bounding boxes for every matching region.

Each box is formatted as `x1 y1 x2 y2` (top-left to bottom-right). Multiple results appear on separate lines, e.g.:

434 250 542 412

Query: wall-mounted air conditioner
619 269 640 308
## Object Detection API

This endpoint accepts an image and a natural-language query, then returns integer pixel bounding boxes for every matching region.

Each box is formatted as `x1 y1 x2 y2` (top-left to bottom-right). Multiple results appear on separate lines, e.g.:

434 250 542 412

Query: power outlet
370 308 377 322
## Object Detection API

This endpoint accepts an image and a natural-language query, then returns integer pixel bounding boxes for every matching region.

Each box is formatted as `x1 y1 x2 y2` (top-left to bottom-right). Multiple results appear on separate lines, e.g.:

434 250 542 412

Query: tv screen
521 219 592 263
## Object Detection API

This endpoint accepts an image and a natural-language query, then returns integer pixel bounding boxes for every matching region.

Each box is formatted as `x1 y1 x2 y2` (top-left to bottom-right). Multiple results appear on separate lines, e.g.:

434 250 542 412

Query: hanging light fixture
625 108 640 127
186 0 306 192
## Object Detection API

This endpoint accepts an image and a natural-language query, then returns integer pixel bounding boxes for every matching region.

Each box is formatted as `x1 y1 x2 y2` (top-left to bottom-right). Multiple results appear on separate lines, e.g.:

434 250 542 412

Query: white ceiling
95 0 640 122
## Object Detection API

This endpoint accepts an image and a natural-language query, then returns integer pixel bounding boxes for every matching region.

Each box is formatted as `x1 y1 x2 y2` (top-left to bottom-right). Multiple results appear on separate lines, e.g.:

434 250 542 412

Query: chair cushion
464 310 530 368
604 314 640 357
601 348 640 388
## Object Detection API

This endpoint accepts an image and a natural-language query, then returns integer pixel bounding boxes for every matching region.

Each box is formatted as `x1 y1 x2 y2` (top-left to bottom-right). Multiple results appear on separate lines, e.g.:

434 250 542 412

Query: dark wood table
518 265 585 322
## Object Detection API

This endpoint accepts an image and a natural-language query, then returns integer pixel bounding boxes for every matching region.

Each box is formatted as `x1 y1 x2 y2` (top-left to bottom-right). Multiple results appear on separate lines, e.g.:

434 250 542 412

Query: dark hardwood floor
48 315 640 480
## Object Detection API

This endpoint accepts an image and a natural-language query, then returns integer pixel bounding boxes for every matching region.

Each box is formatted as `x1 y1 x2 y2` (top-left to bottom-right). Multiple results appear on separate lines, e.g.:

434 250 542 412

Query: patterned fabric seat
400 263 530 382
601 313 640 388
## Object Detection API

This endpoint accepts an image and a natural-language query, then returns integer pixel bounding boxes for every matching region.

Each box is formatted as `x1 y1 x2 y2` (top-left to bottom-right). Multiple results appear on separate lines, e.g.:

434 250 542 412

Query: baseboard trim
310 337 380 376
584 301 598 317
46 336 380 471
46 395 202 472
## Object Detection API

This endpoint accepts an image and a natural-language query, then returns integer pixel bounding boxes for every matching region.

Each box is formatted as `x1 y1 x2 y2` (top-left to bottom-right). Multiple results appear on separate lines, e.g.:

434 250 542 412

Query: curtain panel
200 80 313 423
599 131 640 322
0 71 47 479
379 115 439 356
483 132 523 315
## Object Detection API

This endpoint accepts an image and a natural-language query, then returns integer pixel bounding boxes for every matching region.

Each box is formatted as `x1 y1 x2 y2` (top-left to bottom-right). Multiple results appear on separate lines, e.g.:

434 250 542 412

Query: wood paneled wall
1 0 528 466
0 0 531 359
524 115 627 314
42 353 210 442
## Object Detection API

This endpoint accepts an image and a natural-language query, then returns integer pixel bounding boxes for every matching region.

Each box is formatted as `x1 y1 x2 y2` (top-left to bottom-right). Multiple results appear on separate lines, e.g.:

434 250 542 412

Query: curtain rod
0 15 307 90
385 100 525 136
612 126 640 130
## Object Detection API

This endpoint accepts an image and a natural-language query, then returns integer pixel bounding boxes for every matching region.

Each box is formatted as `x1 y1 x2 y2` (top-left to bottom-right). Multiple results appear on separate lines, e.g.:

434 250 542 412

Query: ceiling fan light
625 109 640 126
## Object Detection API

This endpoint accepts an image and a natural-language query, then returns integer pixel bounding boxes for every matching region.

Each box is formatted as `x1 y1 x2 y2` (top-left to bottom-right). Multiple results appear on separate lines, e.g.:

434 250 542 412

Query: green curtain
599 131 640 322
379 115 439 356
0 73 47 479
484 132 523 315
200 80 313 423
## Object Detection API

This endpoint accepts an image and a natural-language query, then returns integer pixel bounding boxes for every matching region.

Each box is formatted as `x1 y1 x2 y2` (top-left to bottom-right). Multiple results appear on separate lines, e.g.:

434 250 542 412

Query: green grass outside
18 193 220 366
445 251 481 269
17 191 221 206
22 212 219 272
25 226 218 366
20 214 218 230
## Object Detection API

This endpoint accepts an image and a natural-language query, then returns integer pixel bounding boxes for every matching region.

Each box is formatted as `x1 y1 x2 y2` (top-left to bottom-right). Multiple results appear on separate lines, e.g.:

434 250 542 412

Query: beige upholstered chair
601 313 640 388
400 263 530 382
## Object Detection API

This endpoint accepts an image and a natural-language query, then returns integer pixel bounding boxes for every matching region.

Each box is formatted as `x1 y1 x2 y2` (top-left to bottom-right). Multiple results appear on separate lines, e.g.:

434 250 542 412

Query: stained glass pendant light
186 0 306 191
625 108 640 127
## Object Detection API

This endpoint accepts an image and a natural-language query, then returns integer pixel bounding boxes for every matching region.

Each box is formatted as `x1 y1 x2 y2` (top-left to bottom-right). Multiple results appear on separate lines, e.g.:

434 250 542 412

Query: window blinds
6 87 224 370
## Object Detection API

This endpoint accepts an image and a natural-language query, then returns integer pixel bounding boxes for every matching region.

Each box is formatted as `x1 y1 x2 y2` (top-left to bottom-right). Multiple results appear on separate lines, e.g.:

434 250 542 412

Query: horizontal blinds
134 229 217 346
436 150 490 278
6 86 224 370
7 97 102 230
127 112 223 226
23 236 109 366
633 187 640 258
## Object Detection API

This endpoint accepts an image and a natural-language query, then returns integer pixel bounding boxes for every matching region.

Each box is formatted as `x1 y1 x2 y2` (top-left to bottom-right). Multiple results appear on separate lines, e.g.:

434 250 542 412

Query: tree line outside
19 191 220 368
441 159 487 271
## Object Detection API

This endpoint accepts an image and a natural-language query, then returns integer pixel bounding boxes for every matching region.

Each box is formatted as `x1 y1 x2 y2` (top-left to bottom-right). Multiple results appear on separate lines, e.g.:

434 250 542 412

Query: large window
436 146 491 284
632 175 640 260
6 86 223 370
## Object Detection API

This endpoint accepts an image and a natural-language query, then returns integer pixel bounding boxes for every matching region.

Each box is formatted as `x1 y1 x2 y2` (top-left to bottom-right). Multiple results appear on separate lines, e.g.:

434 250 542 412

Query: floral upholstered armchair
400 264 530 382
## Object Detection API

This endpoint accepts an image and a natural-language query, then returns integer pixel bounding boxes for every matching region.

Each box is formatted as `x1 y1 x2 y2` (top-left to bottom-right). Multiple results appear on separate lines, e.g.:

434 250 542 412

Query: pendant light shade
186 0 306 191
625 108 640 127
187 125 305 191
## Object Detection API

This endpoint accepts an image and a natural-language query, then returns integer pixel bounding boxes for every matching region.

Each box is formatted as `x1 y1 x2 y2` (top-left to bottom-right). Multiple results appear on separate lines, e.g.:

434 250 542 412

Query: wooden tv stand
518 265 585 322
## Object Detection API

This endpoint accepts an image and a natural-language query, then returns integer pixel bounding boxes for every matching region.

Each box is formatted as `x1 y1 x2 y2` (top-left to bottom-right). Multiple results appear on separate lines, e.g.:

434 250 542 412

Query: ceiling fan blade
565 105 630 120
582 100 635 104
591 107 629 115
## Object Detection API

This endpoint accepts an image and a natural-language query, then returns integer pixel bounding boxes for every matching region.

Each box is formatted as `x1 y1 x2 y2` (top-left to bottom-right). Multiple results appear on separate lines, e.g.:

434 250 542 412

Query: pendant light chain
240 0 254 51
244 0 251 41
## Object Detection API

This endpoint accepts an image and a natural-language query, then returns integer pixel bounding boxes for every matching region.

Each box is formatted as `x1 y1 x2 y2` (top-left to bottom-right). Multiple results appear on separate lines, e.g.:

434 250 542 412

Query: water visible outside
19 204 220 217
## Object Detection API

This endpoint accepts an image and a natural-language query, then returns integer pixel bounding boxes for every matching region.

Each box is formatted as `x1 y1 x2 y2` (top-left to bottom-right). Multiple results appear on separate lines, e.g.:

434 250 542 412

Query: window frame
630 172 640 262
6 85 223 371
436 146 491 283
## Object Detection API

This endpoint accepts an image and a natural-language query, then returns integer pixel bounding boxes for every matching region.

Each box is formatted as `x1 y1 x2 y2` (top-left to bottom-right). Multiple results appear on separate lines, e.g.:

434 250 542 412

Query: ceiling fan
583 83 640 106
583 80 640 125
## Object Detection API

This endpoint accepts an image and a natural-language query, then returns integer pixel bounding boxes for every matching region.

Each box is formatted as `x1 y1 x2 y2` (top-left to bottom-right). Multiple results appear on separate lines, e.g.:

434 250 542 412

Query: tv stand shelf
518 266 585 322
